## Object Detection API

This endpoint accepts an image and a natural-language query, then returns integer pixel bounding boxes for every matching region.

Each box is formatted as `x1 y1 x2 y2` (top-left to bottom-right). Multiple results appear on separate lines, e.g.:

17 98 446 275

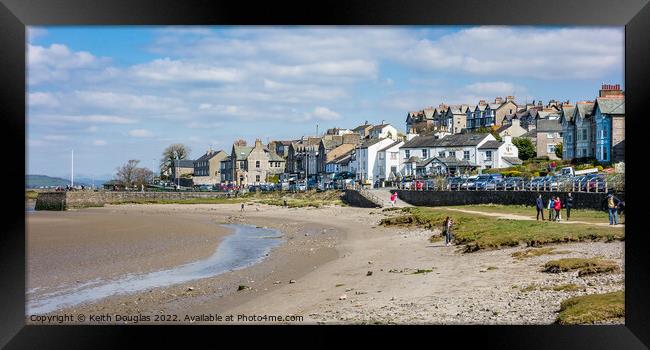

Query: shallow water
27 224 283 315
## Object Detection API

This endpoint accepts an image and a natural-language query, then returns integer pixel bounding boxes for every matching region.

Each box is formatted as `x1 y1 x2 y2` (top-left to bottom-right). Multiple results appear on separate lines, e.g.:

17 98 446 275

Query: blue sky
27 26 624 179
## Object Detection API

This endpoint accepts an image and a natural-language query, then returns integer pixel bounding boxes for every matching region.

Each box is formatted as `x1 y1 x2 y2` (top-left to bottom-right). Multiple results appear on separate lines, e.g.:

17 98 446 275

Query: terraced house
592 85 625 163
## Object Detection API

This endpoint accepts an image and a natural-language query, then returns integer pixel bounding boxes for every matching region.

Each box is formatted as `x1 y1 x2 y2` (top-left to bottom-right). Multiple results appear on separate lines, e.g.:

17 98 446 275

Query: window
422 149 428 158
256 175 260 182
548 144 557 153
449 151 456 158
405 150 410 159
438 151 445 157
240 161 245 168
463 151 470 160
582 129 587 140
255 160 260 168
390 152 397 160
485 151 492 161
547 133 553 139
378 152 385 160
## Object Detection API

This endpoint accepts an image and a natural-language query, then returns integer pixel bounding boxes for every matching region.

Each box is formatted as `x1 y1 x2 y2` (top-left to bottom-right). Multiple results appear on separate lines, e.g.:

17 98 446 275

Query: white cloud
28 43 108 85
43 134 68 141
58 115 137 124
28 92 59 107
129 129 154 137
131 58 243 83
27 27 48 43
299 106 342 122
92 139 107 146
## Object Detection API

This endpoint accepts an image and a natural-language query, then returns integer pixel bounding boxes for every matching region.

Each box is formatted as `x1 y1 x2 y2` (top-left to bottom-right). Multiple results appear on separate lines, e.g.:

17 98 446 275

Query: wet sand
26 203 624 325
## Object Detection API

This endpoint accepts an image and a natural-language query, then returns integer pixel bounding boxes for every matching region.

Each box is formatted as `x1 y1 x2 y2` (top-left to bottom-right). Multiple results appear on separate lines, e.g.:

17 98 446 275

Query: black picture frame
2 0 649 348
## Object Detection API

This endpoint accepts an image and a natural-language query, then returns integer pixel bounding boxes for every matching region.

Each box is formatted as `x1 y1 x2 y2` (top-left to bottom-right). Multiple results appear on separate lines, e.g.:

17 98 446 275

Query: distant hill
25 175 108 188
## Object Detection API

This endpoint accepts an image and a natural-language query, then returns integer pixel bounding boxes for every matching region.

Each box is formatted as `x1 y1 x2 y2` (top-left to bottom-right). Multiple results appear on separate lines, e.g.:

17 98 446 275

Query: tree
512 137 536 160
133 167 154 188
554 142 563 159
116 160 144 189
161 143 191 173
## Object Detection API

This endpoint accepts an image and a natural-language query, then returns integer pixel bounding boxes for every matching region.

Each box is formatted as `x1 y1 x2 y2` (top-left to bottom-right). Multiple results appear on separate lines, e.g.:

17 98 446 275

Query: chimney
255 139 262 148
599 83 623 97
512 118 520 126
495 97 503 104
506 95 514 102
504 135 512 144
479 100 486 105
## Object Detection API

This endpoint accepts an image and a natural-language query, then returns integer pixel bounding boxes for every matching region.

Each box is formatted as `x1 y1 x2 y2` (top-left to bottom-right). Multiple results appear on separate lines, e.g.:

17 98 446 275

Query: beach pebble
289 279 296 284
366 271 373 276
273 281 282 284
339 294 347 300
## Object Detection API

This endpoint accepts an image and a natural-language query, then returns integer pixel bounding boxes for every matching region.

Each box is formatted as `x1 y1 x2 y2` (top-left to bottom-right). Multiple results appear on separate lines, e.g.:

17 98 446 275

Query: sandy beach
26 202 624 325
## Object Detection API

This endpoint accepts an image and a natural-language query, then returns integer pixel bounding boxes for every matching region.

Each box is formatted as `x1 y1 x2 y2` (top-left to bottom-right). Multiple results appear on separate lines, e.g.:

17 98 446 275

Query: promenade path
364 188 412 208
440 207 622 228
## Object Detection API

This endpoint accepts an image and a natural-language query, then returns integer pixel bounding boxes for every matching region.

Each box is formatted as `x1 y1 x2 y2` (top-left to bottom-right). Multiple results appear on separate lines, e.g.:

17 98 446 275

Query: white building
368 124 399 140
350 138 395 183
375 140 404 182
399 133 519 176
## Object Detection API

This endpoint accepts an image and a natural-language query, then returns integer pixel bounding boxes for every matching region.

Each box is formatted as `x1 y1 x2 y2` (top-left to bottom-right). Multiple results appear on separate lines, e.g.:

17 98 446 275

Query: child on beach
390 192 397 207
444 216 454 246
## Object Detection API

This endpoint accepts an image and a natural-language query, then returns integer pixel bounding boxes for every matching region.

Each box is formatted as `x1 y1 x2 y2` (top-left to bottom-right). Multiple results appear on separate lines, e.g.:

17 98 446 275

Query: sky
26 26 624 179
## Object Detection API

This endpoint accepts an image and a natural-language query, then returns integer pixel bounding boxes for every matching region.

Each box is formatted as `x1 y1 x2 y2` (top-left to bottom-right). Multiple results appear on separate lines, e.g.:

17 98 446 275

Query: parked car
447 177 465 190
502 177 524 190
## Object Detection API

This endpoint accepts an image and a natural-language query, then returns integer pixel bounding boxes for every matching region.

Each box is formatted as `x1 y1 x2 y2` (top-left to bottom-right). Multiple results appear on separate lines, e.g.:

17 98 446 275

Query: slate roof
478 141 504 149
520 129 537 139
359 138 386 148
503 157 523 165
173 159 195 168
595 96 625 115
401 133 491 148
536 119 563 132
378 141 403 152
233 146 253 160
267 150 285 162
352 124 373 132
195 150 224 163
575 102 595 119
370 124 392 132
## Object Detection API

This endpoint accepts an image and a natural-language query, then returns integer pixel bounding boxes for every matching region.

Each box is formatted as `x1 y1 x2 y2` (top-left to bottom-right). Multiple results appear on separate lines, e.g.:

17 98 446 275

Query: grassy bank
380 207 624 252
451 204 610 224
25 190 39 200
115 197 246 205
248 190 345 208
543 258 620 276
556 290 624 324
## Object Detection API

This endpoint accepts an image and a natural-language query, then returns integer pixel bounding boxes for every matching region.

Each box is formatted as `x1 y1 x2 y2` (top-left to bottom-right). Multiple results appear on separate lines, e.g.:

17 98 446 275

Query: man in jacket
535 194 545 221
565 193 574 221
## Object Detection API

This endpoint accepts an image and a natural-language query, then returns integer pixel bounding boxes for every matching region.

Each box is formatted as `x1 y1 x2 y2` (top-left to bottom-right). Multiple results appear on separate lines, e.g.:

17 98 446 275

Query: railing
397 177 622 193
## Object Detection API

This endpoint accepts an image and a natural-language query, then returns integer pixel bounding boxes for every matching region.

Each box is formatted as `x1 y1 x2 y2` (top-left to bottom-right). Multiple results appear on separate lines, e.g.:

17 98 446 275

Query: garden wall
35 191 229 210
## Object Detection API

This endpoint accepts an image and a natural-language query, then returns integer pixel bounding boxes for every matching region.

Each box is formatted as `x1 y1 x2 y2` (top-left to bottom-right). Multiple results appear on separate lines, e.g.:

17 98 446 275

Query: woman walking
444 216 454 246
390 191 398 207
565 193 573 221
554 196 562 221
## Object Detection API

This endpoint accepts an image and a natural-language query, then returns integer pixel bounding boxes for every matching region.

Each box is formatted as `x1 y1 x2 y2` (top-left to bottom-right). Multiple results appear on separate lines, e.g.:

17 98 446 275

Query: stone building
193 148 228 185
535 119 564 160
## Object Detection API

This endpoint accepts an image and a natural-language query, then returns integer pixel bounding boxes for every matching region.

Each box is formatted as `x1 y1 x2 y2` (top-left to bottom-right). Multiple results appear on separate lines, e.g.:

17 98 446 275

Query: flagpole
71 149 74 188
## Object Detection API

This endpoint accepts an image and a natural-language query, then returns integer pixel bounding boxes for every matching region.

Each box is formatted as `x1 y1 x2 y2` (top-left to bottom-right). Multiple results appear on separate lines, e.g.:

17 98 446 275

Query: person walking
554 196 562 221
443 216 454 246
535 194 545 221
241 203 245 212
565 193 573 221
607 193 620 225
547 197 555 221
390 191 397 207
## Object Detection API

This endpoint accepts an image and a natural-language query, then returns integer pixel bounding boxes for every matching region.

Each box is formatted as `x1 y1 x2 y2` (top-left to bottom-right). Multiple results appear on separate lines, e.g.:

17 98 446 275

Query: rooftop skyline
27 26 624 178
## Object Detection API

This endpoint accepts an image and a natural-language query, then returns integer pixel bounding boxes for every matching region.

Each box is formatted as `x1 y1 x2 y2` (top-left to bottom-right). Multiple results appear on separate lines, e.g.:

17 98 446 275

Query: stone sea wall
395 190 623 210
35 191 229 210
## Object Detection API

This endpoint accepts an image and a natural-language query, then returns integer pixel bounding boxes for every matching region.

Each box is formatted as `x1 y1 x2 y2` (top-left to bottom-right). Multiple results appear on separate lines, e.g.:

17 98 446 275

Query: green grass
511 247 571 260
25 190 39 200
116 197 246 205
543 258 620 276
556 290 624 324
453 204 611 223
521 283 585 293
249 190 345 208
380 207 624 253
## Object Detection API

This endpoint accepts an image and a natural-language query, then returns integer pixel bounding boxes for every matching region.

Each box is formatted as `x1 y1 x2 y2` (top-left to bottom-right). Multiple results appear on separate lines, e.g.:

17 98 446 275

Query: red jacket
554 199 562 210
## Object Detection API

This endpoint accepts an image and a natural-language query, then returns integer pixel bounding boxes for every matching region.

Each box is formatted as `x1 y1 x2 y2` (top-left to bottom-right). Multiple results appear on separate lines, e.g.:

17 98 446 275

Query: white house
375 140 404 182
476 136 521 169
368 124 399 140
350 138 395 183
399 133 500 176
